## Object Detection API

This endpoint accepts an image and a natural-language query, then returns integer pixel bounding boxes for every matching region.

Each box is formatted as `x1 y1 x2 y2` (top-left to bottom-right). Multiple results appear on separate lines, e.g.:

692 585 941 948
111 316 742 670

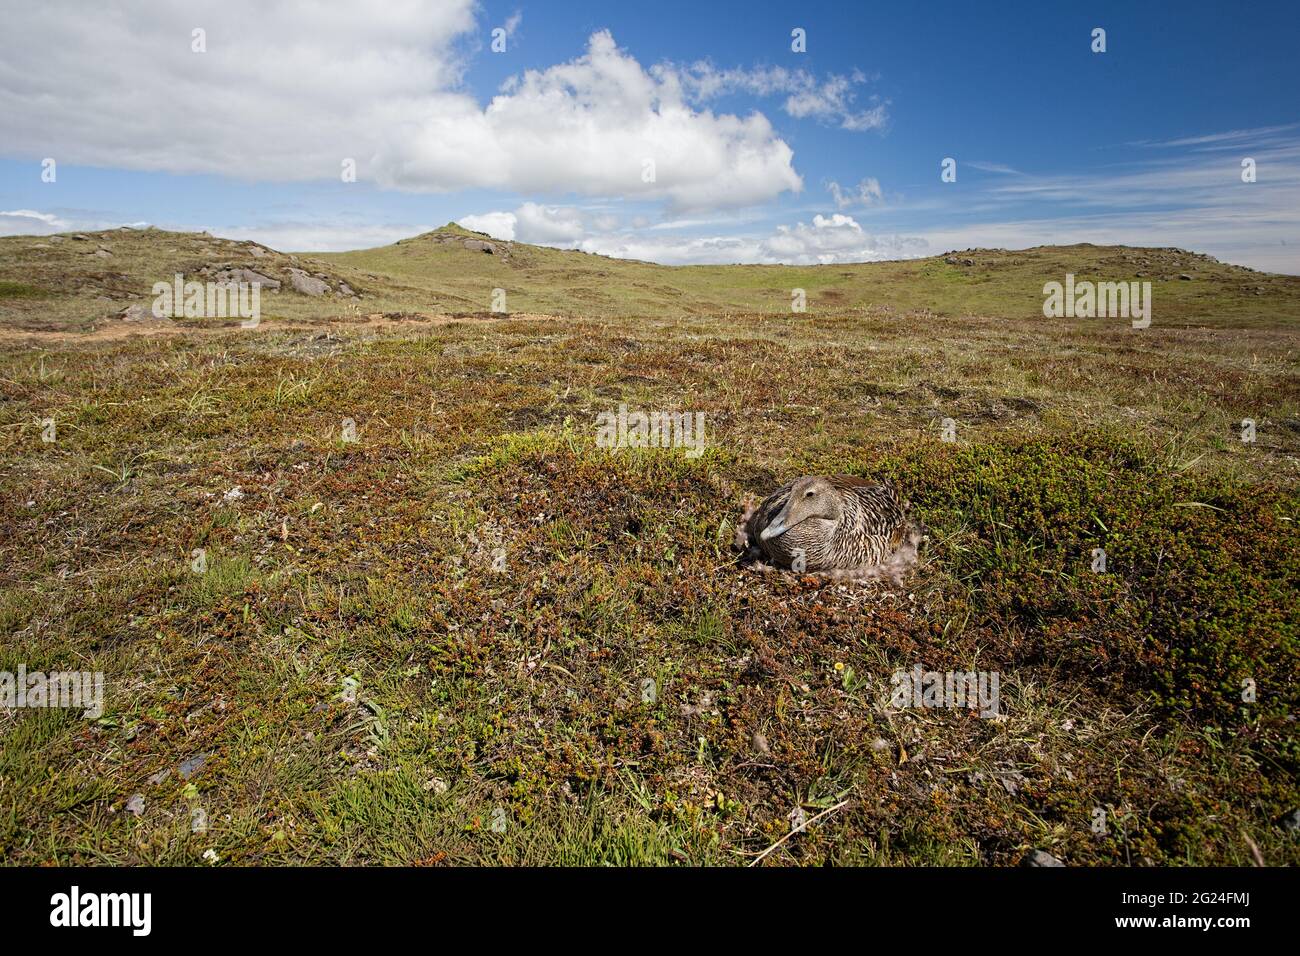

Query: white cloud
457 207 926 265
514 203 585 244
376 31 802 209
0 209 70 234
580 219 925 266
460 203 604 245
671 64 888 132
1 7 801 211
459 211 518 242
218 221 436 252
499 11 523 45
827 178 883 209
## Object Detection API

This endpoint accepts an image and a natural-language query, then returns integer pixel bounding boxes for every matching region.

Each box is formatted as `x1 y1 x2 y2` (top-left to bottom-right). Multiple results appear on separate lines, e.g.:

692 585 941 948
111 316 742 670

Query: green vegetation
0 227 1296 865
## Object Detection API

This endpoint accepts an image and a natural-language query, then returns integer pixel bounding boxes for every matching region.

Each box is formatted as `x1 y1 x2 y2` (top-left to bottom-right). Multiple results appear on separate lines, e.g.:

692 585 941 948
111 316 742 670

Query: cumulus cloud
461 203 599 245
581 214 925 265
1 5 802 211
459 206 927 265
375 31 802 209
458 211 519 242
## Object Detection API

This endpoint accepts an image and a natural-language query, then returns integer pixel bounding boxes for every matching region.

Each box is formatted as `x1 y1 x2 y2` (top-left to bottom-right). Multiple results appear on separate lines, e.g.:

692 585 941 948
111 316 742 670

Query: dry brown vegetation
0 228 1297 865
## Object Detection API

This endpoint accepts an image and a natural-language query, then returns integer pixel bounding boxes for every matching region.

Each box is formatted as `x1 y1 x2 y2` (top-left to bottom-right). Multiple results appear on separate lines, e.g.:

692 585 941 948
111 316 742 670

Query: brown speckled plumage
735 475 924 583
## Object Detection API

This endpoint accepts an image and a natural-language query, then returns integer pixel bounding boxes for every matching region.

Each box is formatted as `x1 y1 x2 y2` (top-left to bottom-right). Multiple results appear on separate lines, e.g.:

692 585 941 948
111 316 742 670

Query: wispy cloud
826 178 884 209
668 63 888 132
1124 123 1299 149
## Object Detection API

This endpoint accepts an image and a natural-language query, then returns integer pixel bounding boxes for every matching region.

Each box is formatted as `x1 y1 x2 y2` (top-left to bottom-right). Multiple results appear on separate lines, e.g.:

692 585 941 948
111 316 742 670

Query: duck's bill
759 520 788 541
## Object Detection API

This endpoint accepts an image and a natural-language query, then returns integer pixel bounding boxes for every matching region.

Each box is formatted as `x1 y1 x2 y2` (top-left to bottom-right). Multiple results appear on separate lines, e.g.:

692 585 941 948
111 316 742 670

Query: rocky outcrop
203 266 281 291
288 268 329 296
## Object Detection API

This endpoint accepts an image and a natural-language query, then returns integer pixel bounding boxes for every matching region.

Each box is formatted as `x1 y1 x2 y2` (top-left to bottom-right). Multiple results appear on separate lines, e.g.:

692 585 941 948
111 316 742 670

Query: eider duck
735 475 925 583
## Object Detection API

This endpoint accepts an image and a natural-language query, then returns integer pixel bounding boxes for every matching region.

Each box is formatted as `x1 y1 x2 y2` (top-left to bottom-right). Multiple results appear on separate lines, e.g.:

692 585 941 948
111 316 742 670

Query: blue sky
1 0 1297 271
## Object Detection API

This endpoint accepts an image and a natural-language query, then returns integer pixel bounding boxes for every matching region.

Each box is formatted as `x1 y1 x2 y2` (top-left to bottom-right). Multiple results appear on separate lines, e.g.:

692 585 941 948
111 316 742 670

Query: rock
463 239 495 254
1179 273 1193 280
288 268 329 296
70 233 90 241
423 777 449 795
1022 849 1064 867
963 258 975 266
178 753 209 779
210 267 280 291
944 256 958 265
249 245 269 258
47 235 65 244
1280 808 1300 832
118 304 155 322
92 248 112 258
338 282 356 297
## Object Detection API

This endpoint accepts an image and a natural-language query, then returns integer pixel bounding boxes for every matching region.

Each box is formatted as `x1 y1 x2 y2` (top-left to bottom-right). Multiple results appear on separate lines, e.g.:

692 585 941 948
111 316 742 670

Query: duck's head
759 475 842 541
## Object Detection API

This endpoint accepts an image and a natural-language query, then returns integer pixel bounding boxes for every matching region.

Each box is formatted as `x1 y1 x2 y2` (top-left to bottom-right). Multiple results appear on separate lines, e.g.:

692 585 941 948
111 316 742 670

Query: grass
0 227 1297 866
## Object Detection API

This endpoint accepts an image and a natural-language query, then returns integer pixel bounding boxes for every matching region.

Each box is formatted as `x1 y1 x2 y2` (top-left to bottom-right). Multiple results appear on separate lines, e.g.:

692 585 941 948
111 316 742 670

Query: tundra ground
1 229 1297 865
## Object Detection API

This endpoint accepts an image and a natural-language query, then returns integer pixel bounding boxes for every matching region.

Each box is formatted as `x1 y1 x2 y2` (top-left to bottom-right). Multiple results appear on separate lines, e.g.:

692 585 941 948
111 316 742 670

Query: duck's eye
805 490 815 497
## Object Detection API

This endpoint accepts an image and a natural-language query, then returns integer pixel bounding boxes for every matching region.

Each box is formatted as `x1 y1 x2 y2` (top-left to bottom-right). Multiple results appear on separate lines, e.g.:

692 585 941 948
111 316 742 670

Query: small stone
1022 849 1064 867
1280 808 1300 833
179 753 209 779
423 777 449 795
1178 273 1193 280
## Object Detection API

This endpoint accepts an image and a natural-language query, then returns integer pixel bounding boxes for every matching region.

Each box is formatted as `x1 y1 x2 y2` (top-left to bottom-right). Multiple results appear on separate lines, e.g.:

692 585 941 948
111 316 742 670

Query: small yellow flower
834 662 845 671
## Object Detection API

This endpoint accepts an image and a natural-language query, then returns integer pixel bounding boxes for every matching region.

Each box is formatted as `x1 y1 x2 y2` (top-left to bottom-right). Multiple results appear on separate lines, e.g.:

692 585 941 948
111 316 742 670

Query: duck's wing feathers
827 475 910 541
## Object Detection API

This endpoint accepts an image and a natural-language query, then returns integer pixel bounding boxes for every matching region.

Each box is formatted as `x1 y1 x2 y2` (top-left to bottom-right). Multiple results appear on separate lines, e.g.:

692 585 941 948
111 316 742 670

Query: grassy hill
0 225 1297 866
2 224 1299 332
